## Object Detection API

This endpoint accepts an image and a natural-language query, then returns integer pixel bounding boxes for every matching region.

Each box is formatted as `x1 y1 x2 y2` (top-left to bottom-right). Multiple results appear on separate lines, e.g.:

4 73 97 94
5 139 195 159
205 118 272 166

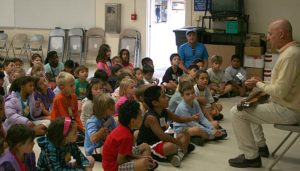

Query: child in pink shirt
114 78 136 116
96 44 112 76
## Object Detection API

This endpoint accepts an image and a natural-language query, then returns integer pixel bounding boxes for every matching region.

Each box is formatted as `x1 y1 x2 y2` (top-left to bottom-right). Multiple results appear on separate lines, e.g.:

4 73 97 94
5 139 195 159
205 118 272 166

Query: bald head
267 19 293 49
270 19 293 39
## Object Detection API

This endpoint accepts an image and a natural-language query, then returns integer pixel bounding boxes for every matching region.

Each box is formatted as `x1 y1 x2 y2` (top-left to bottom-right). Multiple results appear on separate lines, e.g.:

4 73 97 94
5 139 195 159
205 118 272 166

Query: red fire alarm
131 13 137 21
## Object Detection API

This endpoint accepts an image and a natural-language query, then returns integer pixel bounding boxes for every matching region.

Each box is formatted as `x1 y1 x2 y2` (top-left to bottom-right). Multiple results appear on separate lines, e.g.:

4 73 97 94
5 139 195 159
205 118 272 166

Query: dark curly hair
118 100 140 127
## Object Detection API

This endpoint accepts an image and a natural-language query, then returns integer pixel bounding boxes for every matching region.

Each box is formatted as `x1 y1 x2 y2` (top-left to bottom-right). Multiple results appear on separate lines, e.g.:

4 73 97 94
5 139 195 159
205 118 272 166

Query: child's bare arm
117 153 131 164
163 81 177 90
145 115 180 145
90 128 109 143
195 96 208 105
200 106 213 121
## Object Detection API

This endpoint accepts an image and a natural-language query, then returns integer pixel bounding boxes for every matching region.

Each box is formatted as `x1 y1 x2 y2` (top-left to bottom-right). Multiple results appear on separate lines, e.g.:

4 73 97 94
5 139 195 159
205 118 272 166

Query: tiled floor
33 96 300 171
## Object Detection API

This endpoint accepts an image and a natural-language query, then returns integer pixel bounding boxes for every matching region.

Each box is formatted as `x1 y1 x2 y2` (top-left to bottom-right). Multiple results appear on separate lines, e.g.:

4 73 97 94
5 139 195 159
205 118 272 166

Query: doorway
146 0 185 79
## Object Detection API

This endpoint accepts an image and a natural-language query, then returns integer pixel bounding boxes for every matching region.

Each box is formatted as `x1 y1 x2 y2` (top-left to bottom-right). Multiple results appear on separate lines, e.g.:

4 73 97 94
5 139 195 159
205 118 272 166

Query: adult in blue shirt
178 29 209 73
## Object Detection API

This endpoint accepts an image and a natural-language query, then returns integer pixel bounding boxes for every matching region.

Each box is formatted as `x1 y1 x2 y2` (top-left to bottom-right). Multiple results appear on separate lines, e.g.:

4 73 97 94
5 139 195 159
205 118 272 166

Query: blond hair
30 63 44 76
56 72 75 86
93 94 115 117
119 78 136 96
177 75 193 91
210 55 223 64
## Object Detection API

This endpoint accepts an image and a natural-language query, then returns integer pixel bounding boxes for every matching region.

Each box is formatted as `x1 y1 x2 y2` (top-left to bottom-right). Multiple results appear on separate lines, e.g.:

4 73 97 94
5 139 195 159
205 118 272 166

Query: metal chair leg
272 131 293 157
268 133 300 170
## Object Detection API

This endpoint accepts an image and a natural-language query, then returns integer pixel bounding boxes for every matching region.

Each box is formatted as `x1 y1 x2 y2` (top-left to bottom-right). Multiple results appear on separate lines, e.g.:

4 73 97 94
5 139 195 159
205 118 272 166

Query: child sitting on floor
96 44 112 76
80 78 105 126
0 124 36 170
136 86 198 167
175 81 226 146
50 72 85 145
120 49 134 70
75 65 89 100
37 117 94 170
207 55 226 97
162 53 183 95
33 75 55 117
27 53 43 75
4 76 50 136
142 64 159 85
194 70 224 121
102 100 158 171
84 94 116 162
134 67 144 86
115 78 136 116
224 54 247 97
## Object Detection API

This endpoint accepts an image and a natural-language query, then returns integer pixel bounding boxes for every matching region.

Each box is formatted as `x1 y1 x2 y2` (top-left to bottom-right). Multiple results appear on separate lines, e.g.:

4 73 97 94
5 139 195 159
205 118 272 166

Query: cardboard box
245 33 265 47
244 55 264 68
245 67 263 80
204 44 238 69
244 46 264 56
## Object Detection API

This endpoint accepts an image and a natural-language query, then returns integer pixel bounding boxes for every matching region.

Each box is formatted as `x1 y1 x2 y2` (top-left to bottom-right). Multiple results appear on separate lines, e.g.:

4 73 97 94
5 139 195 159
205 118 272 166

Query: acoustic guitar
237 88 270 111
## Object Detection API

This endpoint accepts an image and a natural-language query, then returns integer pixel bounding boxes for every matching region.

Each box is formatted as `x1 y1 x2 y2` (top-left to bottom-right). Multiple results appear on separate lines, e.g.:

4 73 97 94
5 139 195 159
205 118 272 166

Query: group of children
0 41 250 170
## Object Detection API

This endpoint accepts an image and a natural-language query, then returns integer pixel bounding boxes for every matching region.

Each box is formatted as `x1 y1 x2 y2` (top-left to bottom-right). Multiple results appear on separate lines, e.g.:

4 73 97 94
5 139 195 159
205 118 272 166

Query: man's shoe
191 136 205 146
228 154 262 168
258 145 270 158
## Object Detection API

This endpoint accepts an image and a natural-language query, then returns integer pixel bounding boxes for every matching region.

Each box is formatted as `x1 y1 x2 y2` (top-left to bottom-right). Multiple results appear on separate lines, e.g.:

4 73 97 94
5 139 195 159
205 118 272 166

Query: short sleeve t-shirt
162 66 183 84
44 62 64 77
84 115 116 156
207 68 225 85
178 42 209 68
75 79 88 99
102 124 134 171
224 66 247 85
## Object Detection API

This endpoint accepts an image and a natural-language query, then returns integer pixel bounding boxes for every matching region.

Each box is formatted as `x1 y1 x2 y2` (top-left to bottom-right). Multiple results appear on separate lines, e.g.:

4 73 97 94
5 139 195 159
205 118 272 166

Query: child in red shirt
102 101 158 171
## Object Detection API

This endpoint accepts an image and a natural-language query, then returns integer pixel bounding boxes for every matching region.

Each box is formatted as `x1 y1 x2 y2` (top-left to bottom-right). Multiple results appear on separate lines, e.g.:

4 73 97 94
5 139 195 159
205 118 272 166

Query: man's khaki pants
231 102 300 159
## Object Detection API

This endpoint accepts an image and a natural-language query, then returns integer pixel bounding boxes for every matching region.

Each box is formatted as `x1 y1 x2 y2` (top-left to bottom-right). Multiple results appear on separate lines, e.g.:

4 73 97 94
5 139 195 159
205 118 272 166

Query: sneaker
187 143 195 153
228 154 262 168
165 126 174 135
92 154 102 162
258 145 270 158
170 152 183 167
213 96 219 102
191 136 205 146
213 131 227 141
213 113 224 121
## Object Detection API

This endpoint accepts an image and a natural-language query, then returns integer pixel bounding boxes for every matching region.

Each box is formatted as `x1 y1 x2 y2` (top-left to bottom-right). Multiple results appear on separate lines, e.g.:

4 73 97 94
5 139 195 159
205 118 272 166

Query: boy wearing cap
178 29 209 73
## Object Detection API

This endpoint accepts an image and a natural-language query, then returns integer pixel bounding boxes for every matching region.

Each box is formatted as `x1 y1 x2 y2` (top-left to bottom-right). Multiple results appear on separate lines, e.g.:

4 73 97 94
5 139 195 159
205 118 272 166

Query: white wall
95 0 147 57
245 0 300 40
1 0 147 59
187 0 300 41
2 0 300 60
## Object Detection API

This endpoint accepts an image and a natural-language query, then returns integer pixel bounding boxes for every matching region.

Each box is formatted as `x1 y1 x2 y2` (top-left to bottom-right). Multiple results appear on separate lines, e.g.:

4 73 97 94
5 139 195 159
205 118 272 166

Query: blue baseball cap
186 28 197 35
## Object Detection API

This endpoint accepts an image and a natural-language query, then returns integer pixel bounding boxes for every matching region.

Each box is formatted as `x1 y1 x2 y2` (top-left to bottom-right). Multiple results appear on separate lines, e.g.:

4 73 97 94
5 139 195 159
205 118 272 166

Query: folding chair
85 27 105 64
26 34 44 60
48 29 65 62
119 29 141 67
10 33 28 60
0 33 9 61
67 28 84 64
269 123 300 170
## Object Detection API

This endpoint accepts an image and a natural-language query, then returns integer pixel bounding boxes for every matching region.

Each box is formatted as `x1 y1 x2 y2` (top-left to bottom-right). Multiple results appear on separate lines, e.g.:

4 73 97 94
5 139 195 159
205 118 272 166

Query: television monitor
210 0 244 17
